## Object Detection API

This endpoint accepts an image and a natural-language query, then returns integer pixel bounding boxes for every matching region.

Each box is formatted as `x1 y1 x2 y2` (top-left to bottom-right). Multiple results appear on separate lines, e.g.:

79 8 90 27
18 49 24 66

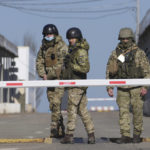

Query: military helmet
42 24 59 36
118 28 134 39
66 27 83 39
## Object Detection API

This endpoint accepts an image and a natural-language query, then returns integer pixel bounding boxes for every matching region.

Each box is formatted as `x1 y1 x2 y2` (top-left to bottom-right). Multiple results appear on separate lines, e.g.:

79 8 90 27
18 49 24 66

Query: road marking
0 149 19 150
0 139 43 143
45 127 49 130
35 131 43 134
0 138 52 143
26 136 34 138
0 121 8 124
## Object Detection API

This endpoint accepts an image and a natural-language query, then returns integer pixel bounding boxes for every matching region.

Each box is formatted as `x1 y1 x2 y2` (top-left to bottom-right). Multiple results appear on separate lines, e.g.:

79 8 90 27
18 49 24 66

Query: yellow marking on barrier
44 138 52 144
0 138 52 144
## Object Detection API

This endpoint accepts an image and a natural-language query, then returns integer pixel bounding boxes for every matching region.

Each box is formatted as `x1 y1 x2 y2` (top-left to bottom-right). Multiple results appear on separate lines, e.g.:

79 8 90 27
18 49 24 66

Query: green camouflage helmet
118 28 134 40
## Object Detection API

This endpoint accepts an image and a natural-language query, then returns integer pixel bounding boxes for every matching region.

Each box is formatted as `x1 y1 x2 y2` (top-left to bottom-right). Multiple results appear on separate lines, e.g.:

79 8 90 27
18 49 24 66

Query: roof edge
139 9 150 36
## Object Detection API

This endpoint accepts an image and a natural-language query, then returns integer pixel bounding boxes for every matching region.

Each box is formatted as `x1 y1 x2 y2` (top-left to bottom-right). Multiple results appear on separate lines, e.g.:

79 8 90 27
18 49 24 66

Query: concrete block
0 103 21 114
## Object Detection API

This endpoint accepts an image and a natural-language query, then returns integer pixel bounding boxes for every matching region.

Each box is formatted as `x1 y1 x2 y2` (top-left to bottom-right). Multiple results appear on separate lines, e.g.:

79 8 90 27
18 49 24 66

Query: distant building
15 46 36 112
138 9 150 59
0 34 20 113
138 9 150 116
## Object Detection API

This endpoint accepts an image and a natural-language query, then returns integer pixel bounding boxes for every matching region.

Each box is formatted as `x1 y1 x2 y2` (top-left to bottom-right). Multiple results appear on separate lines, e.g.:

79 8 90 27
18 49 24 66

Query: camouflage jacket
36 35 68 79
65 39 90 80
106 42 150 89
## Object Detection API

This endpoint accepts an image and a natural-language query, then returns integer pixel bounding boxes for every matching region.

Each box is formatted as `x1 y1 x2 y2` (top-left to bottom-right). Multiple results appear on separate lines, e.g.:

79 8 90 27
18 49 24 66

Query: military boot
61 134 74 144
88 133 95 144
116 136 131 144
133 134 141 143
50 128 59 138
57 116 65 138
58 124 65 138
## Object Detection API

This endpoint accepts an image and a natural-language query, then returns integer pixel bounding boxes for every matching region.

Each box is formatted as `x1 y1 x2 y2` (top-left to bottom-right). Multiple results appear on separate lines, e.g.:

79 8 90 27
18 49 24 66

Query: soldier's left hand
140 87 147 96
43 74 47 80
107 88 114 97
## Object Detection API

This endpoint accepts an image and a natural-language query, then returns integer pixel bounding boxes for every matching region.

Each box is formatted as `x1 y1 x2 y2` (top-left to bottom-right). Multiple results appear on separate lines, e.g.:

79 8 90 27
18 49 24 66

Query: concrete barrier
0 103 21 114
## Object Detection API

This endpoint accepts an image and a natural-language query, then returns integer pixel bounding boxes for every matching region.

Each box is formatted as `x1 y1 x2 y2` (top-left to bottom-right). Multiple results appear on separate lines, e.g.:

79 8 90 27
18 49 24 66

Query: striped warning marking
1 79 150 88
6 83 23 86
0 149 19 150
0 137 150 143
90 106 115 112
59 82 76 85
109 81 126 84
0 138 52 144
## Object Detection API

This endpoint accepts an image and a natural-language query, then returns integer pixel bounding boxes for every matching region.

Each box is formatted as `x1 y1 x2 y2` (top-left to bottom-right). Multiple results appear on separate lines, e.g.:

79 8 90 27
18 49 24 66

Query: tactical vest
41 42 63 79
68 48 87 80
44 45 58 67
116 47 145 79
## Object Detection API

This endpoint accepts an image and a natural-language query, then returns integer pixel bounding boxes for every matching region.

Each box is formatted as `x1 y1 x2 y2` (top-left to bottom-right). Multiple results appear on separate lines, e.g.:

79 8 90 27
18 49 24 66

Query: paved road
0 112 150 150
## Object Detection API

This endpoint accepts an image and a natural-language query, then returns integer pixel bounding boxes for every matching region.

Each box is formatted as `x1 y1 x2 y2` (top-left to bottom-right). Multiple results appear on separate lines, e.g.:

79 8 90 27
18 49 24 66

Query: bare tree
23 32 37 54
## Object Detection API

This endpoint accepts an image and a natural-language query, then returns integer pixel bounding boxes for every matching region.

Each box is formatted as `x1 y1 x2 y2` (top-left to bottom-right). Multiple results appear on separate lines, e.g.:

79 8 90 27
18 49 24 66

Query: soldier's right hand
107 88 114 97
43 74 47 80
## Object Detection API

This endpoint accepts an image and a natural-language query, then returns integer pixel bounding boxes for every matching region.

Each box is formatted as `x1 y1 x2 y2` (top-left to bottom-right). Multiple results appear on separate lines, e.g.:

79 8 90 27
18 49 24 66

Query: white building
15 46 36 112
0 34 19 114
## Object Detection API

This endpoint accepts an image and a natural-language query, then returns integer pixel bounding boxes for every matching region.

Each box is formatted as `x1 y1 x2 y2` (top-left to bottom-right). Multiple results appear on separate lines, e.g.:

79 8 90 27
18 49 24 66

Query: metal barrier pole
0 79 150 88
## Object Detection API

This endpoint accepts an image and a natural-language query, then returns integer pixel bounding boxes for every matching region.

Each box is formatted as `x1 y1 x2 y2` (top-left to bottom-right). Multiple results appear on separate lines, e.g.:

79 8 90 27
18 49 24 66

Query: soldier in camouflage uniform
106 28 150 144
36 24 68 138
61 27 95 144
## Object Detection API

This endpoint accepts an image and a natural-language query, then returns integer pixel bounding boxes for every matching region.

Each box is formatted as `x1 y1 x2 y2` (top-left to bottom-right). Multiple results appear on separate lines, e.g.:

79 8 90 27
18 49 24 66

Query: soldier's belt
118 86 142 91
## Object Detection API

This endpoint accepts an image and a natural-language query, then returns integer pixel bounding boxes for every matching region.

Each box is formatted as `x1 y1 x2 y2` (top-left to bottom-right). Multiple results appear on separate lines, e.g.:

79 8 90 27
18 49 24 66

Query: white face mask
44 36 54 41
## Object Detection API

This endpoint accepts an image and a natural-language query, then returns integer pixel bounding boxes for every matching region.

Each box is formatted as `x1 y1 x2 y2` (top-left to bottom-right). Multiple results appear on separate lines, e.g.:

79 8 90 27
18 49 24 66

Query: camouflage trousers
47 87 64 131
66 88 95 135
117 87 144 137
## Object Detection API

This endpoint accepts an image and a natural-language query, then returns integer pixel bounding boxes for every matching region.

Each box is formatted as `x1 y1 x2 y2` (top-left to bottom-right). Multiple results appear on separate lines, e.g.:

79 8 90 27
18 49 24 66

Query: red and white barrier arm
0 79 150 88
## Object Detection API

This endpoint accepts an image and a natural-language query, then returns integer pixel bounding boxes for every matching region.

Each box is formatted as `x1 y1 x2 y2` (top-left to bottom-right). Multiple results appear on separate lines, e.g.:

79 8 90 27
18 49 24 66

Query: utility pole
135 0 140 43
